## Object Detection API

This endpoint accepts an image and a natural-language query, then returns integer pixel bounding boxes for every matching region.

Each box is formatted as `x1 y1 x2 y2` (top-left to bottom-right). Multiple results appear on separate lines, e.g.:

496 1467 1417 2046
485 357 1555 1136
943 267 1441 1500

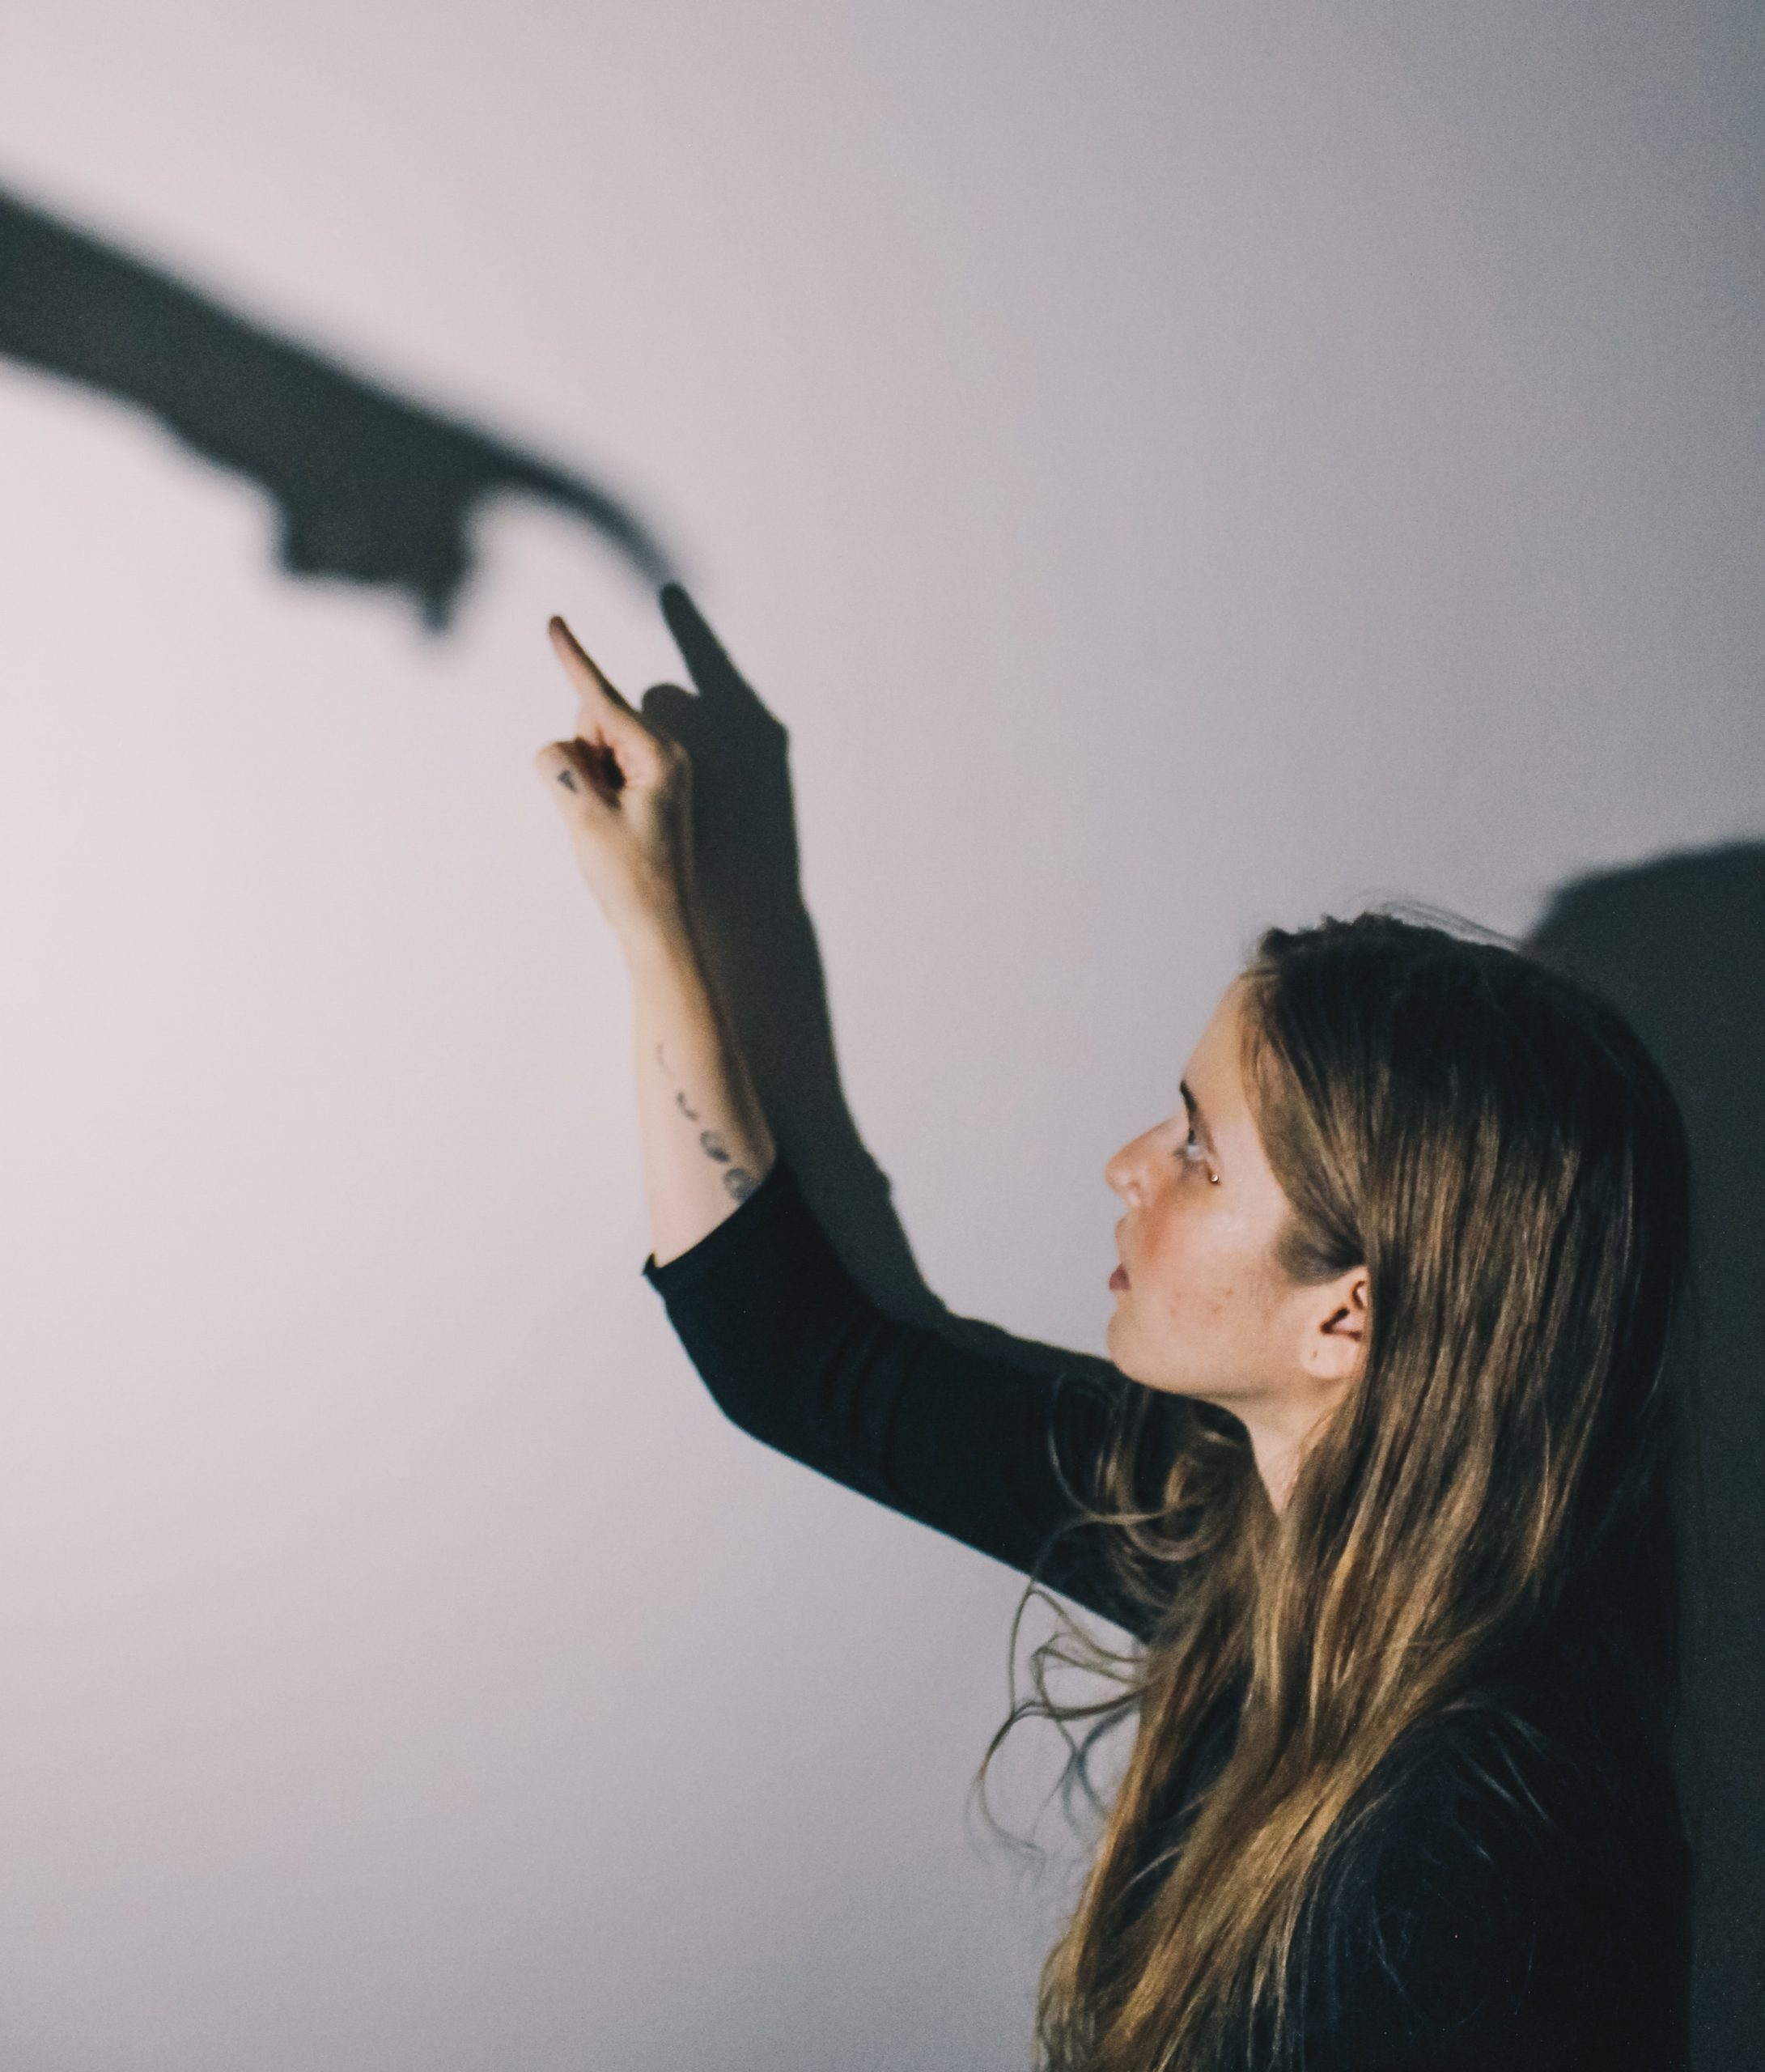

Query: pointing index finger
548 614 634 714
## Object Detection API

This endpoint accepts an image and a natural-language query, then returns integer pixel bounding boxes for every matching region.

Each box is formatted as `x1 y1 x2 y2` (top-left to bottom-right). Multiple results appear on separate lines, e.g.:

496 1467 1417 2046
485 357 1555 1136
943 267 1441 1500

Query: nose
1105 1132 1147 1203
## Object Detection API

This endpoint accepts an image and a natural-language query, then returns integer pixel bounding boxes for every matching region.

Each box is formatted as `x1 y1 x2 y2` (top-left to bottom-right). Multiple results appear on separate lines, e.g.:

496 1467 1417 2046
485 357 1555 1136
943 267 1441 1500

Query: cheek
1141 1212 1259 1331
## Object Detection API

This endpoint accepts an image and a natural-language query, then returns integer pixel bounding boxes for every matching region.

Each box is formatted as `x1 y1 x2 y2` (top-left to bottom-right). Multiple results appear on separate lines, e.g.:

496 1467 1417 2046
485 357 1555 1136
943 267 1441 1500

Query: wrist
616 896 706 974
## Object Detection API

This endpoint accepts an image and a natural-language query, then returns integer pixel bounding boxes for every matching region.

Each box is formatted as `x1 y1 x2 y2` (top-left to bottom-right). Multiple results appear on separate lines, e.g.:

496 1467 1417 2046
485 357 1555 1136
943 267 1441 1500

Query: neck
1250 1426 1305 1514
1241 1386 1347 1514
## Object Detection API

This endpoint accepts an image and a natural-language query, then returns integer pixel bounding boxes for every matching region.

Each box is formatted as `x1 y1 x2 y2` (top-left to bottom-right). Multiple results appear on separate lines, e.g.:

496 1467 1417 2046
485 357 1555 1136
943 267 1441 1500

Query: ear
1305 1265 1369 1385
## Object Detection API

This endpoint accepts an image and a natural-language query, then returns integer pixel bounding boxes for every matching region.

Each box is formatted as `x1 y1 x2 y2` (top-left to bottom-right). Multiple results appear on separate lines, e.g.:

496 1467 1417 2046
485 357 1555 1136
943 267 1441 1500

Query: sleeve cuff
639 1153 803 1297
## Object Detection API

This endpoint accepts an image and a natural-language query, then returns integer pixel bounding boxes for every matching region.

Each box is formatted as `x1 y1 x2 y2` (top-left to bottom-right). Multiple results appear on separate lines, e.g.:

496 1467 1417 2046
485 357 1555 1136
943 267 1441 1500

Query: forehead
1183 980 1248 1108
1184 981 1288 1223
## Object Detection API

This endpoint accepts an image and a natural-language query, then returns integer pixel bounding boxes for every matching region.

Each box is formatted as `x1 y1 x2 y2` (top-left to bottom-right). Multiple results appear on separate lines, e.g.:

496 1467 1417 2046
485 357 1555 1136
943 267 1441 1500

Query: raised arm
532 609 776 1267
531 597 1151 1636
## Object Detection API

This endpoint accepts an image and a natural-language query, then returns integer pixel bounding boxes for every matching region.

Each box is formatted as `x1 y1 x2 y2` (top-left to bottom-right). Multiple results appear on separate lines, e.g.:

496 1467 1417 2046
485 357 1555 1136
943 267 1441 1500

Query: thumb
532 739 600 808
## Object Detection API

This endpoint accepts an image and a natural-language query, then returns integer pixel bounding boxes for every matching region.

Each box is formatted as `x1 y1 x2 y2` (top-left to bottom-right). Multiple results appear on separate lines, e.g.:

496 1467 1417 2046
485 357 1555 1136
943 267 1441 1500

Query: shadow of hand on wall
0 185 675 630
644 582 1125 1403
1528 844 1765 2068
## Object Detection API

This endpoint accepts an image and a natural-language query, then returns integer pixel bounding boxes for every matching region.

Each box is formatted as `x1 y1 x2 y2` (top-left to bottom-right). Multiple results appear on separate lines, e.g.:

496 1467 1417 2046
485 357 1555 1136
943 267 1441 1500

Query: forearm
622 906 778 1267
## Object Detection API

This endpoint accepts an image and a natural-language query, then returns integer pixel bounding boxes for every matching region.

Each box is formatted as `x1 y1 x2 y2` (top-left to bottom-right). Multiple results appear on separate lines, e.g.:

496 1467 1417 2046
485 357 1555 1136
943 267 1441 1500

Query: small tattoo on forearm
556 768 579 792
657 1042 728 1152
723 1167 757 1202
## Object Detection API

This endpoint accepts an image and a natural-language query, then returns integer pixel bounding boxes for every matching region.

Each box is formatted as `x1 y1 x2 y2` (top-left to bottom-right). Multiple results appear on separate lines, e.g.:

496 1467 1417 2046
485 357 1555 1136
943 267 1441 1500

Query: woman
533 603 1695 2071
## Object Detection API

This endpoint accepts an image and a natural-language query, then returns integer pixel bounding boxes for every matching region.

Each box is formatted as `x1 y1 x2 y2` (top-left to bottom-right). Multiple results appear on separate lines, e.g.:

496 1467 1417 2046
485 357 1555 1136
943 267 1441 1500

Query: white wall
1 4 1759 2067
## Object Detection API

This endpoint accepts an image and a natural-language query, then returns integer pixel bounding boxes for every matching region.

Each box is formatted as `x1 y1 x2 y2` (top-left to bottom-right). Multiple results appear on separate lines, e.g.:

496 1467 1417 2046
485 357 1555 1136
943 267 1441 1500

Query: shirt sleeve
641 1153 1155 1637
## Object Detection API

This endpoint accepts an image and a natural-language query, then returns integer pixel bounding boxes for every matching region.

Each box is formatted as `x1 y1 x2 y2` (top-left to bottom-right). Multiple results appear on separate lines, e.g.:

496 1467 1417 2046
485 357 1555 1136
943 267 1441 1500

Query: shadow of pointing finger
640 582 929 1322
0 185 677 630
645 581 1152 1391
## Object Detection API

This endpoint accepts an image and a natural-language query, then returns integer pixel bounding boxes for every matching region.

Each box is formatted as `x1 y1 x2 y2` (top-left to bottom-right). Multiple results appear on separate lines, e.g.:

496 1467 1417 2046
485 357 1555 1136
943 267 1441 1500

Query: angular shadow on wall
1527 843 1765 2072
0 185 676 630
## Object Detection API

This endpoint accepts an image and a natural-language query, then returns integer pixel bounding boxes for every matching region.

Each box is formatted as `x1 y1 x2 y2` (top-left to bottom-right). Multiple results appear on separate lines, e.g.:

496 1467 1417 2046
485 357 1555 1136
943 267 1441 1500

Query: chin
1107 1333 1169 1395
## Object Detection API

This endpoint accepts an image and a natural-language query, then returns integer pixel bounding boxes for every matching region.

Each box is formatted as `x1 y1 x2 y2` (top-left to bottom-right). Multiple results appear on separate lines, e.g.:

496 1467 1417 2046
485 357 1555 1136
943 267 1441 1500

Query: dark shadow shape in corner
0 186 677 631
1528 843 1765 2072
644 581 1124 1410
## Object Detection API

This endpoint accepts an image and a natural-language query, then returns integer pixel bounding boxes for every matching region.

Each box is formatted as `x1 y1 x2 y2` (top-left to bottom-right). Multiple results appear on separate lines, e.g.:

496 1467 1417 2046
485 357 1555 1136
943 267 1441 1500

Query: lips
1109 1263 1129 1290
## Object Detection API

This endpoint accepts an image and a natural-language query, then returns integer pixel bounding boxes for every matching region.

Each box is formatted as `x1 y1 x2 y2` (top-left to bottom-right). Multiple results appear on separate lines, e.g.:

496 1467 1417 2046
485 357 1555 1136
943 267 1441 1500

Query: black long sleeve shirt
642 1155 1692 2070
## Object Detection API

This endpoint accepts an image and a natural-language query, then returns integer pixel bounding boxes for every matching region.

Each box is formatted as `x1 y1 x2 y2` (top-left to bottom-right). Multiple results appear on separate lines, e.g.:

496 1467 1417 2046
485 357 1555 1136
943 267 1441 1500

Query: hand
533 614 697 942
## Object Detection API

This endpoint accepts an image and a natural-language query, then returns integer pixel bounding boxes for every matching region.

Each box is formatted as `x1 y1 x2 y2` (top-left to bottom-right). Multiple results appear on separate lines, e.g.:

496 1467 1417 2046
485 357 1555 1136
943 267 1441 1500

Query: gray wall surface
1 3 1759 2066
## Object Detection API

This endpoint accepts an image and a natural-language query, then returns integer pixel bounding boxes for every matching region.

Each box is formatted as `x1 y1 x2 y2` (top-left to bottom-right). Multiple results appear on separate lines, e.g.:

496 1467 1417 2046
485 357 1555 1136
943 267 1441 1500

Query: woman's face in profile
1104 979 1320 1416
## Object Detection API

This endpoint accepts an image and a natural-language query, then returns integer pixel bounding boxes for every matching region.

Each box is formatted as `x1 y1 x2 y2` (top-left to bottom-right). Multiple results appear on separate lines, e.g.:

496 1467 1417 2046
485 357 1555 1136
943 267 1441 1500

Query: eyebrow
1180 1080 1220 1157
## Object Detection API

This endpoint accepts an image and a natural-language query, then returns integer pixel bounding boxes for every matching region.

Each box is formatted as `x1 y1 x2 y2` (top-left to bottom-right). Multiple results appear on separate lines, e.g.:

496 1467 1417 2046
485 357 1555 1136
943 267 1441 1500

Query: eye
1173 1117 1220 1184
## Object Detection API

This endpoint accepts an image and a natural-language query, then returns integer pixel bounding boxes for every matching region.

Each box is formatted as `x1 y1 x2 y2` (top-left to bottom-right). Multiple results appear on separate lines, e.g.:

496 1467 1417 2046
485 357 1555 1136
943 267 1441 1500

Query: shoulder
1298 1715 1557 2067
1293 1693 1688 2071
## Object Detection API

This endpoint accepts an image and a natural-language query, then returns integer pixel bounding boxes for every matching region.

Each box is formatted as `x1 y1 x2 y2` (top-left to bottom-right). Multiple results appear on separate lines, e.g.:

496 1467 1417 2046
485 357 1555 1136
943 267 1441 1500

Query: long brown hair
974 908 1692 2070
